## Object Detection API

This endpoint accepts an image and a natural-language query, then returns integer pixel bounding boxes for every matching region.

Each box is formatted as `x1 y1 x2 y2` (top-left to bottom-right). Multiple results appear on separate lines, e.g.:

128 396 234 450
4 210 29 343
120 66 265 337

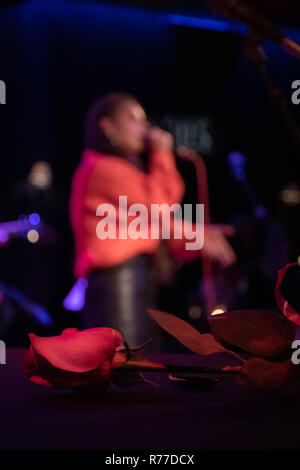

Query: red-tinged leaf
210 310 296 359
147 308 241 360
236 357 300 390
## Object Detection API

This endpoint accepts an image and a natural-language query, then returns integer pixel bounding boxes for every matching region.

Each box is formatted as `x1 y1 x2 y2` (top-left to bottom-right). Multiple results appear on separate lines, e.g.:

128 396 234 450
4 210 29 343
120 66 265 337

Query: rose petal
61 328 79 336
23 345 37 375
28 362 112 390
30 375 54 388
111 351 128 370
29 328 123 373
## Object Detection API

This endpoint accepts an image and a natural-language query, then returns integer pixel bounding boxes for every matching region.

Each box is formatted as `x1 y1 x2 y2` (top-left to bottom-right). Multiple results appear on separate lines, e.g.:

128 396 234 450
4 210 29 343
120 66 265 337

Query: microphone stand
177 147 218 315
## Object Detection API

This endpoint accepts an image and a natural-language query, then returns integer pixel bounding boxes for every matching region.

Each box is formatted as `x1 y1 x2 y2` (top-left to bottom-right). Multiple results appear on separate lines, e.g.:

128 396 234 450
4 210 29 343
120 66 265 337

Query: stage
0 348 299 451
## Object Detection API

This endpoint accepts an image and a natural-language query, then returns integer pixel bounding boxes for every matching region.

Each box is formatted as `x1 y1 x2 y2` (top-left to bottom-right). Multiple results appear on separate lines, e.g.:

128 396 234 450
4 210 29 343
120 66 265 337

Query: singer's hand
202 224 237 267
146 127 174 153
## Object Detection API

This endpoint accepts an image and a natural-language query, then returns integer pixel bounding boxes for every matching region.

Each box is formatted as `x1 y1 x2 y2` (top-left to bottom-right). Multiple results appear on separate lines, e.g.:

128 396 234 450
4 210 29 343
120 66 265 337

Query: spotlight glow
0 229 8 243
280 183 300 206
29 213 40 226
210 305 227 316
188 305 202 320
27 229 39 244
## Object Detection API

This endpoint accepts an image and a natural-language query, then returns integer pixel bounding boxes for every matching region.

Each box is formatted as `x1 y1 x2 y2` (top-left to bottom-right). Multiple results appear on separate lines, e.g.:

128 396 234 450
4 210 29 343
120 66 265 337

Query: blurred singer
70 93 236 346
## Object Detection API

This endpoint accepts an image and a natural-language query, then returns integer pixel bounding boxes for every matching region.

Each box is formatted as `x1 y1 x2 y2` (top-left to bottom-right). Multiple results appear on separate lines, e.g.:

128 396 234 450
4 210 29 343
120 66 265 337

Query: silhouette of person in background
70 93 236 347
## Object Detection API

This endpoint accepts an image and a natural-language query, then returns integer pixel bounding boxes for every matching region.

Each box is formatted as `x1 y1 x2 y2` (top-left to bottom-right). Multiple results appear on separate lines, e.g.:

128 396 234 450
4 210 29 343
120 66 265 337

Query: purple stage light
29 213 41 226
254 205 267 219
63 278 88 312
0 229 8 243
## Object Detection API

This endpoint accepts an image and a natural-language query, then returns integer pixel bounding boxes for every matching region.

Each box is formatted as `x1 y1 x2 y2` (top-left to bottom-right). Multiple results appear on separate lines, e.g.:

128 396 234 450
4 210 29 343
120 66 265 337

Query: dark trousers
81 254 164 350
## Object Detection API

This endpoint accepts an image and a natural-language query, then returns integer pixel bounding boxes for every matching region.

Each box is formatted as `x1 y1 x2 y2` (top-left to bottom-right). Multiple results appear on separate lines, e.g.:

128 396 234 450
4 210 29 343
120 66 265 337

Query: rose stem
123 363 242 373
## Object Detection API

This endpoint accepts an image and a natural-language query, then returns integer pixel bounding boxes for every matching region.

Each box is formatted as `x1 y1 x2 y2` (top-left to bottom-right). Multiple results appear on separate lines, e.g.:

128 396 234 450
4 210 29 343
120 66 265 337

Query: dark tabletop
0 348 300 450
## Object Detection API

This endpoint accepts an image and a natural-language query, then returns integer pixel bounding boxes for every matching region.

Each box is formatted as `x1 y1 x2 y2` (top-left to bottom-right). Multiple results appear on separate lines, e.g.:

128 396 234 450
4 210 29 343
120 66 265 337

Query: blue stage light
29 213 40 226
168 14 248 34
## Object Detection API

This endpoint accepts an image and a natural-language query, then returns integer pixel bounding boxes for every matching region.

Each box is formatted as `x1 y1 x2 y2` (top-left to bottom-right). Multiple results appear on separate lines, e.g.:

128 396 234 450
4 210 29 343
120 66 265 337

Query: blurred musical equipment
0 281 53 345
174 147 289 317
0 213 53 343
0 282 53 328
242 32 300 155
208 0 300 61
227 151 267 219
0 213 42 245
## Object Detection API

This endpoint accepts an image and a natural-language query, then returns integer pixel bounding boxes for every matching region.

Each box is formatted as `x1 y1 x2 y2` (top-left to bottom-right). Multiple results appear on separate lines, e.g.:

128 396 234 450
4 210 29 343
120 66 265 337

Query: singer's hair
84 92 138 155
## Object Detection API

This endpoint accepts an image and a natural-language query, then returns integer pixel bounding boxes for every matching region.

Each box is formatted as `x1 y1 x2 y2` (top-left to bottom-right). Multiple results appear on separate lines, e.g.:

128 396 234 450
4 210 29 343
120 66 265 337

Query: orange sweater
70 149 196 278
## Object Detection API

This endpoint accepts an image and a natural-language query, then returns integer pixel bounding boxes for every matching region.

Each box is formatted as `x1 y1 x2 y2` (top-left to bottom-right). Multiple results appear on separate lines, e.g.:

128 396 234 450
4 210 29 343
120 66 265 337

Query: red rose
275 263 300 326
23 327 127 392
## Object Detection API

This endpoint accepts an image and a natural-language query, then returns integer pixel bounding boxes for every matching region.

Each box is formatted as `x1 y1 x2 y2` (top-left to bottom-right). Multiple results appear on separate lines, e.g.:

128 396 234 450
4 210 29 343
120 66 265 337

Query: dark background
0 0 300 341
